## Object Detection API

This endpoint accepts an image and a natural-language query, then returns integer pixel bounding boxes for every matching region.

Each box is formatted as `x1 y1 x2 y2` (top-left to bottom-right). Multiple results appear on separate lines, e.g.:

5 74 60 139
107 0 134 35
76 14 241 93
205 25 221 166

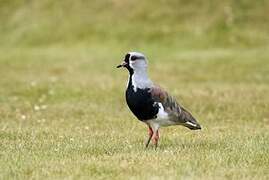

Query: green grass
0 1 269 179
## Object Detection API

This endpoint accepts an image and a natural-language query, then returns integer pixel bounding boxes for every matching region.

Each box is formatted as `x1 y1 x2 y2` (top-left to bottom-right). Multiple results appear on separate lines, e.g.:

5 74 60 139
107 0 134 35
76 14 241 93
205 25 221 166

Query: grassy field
0 1 269 179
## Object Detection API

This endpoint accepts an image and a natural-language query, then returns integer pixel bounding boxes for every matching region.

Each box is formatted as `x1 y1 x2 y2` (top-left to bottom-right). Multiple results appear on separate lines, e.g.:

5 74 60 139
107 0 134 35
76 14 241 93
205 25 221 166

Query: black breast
125 85 159 121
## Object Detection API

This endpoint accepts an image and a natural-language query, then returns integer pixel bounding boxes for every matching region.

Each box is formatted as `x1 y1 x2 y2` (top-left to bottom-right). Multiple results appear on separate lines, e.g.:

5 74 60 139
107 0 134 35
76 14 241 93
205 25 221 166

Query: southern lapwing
117 52 201 148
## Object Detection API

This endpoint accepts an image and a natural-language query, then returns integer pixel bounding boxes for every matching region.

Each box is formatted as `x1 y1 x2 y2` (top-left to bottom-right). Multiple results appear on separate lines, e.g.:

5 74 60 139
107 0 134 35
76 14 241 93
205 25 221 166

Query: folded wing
149 85 201 130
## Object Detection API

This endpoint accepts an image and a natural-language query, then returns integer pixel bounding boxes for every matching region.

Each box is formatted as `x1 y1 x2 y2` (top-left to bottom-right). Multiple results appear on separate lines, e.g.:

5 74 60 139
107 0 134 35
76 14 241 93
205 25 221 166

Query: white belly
146 103 176 130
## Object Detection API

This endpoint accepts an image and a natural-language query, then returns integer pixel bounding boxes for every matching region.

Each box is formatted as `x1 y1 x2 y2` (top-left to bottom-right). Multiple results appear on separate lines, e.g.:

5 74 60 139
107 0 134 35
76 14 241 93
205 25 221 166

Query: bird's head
117 52 148 73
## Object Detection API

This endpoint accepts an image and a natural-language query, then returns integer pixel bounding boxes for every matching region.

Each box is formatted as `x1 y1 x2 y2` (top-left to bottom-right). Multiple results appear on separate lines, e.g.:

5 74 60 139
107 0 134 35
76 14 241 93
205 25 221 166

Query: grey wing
149 85 201 130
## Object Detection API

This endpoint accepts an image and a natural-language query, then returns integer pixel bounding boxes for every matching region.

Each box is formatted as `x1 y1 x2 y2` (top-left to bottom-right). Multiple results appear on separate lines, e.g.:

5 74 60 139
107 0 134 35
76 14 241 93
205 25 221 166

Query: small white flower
34 105 40 111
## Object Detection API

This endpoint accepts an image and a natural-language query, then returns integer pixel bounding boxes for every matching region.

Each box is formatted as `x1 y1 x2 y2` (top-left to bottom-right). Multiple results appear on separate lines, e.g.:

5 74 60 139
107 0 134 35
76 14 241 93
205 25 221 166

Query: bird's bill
116 61 127 68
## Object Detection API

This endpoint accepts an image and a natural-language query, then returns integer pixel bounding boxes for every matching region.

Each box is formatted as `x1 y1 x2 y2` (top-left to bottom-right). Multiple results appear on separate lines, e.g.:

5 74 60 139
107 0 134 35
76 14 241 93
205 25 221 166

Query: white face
128 52 148 71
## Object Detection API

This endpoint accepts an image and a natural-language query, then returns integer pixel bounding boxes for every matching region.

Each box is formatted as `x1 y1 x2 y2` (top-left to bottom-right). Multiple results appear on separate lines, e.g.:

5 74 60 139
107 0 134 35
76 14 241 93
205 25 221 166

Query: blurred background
0 0 269 179
1 0 269 48
1 0 269 92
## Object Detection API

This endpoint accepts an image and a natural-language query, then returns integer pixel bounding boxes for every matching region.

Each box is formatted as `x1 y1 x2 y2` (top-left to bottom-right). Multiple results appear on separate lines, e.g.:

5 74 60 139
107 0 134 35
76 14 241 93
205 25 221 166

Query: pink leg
145 126 153 148
152 130 159 149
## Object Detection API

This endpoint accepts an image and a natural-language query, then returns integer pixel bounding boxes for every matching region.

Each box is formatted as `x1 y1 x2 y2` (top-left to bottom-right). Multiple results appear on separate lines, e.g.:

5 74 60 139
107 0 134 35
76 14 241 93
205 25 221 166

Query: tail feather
179 107 201 130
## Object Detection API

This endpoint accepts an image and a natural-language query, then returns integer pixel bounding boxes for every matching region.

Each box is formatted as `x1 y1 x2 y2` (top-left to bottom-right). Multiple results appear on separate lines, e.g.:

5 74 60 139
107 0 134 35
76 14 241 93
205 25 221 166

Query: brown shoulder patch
149 85 167 102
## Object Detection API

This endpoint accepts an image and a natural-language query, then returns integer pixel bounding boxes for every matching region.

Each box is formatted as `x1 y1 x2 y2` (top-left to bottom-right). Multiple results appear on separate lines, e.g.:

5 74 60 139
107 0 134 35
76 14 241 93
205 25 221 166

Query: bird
117 52 201 149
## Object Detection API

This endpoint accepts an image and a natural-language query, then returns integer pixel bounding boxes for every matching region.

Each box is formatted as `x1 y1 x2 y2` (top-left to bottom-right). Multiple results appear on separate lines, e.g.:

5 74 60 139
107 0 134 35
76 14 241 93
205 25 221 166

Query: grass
0 0 269 179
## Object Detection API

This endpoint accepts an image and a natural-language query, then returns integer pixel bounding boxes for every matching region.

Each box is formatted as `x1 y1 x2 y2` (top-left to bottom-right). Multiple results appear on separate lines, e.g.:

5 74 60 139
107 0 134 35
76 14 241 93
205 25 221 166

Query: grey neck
128 68 153 91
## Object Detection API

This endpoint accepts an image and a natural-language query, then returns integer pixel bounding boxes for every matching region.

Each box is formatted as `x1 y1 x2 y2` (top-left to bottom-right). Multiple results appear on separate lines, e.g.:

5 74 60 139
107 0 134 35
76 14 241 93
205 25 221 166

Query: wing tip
185 121 202 130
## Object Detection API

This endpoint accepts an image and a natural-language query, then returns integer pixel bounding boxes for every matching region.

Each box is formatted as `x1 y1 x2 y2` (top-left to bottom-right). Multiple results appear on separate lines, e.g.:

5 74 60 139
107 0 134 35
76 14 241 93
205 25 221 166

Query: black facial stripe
131 56 137 61
124 54 130 63
130 55 144 61
123 53 133 74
